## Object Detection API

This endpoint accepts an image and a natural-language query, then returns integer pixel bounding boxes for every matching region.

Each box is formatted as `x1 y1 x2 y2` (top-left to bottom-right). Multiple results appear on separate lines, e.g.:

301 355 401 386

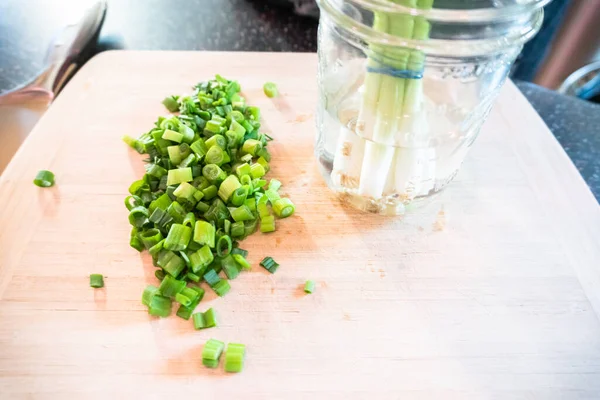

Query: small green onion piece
257 202 270 218
257 147 271 162
231 247 248 257
142 285 160 306
230 221 245 238
231 205 254 222
224 219 232 235
224 343 246 373
218 175 241 203
236 163 251 177
148 295 172 317
173 182 197 202
167 167 193 186
265 189 281 203
244 198 257 213
164 224 192 251
194 221 216 248
193 307 217 330
163 129 184 143
221 255 241 279
232 254 251 271
260 256 280 274
202 339 225 368
304 280 316 294
205 145 227 166
202 164 227 184
167 201 186 224
196 201 210 213
242 139 262 156
252 179 267 192
204 120 222 136
203 269 221 287
240 174 252 187
260 215 276 233
176 286 205 320
202 185 218 201
272 198 296 218
175 293 192 307
123 135 142 152
89 274 104 288
128 206 149 228
148 239 165 258
128 179 149 196
33 170 55 187
145 163 168 178
230 187 248 207
124 195 143 211
162 96 179 112
263 82 278 98
158 275 186 297
140 228 164 249
212 279 231 297
167 144 191 165
179 124 195 144
189 245 214 274
205 134 227 149
130 228 144 252
155 269 166 281
249 163 266 179
149 193 172 213
190 138 208 160
178 153 197 168
182 212 196 229
216 235 233 257
268 179 282 192
257 156 270 172
157 250 186 277
186 272 200 282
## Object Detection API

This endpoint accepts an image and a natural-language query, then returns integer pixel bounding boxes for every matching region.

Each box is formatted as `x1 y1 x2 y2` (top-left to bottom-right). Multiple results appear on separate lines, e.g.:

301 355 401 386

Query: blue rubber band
367 66 423 79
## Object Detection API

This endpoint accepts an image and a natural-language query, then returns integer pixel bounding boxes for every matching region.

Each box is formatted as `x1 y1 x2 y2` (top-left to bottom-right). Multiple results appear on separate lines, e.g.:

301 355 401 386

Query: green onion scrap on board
123 75 295 326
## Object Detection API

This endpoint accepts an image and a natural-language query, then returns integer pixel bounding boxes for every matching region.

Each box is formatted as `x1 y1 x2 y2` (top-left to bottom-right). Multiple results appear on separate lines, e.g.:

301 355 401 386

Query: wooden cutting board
1 51 600 399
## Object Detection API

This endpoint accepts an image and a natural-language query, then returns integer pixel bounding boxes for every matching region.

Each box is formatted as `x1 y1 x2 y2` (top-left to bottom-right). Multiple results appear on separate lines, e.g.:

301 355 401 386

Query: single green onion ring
216 234 232 257
33 170 55 187
263 82 278 98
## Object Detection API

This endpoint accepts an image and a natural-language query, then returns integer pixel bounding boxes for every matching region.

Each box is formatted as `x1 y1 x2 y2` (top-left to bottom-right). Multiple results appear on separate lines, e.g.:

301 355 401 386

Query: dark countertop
1 0 599 201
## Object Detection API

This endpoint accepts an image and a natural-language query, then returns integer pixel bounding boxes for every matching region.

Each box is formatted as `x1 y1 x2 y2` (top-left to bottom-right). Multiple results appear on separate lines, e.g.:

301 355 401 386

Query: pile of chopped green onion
124 75 295 320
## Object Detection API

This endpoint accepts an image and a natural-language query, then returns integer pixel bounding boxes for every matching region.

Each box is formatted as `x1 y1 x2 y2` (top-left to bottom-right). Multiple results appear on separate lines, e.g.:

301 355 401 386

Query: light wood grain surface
1 51 599 399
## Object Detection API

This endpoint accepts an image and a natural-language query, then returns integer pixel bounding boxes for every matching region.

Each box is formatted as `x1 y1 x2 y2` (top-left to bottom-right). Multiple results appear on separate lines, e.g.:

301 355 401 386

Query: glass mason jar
315 0 549 215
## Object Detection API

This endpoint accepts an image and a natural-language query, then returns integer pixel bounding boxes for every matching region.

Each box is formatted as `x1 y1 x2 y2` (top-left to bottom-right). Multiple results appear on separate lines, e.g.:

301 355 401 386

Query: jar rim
345 0 551 22
317 0 546 57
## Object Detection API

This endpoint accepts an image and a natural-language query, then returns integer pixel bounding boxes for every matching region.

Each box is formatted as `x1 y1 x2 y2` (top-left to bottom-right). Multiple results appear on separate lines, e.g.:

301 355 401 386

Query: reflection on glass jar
315 0 549 215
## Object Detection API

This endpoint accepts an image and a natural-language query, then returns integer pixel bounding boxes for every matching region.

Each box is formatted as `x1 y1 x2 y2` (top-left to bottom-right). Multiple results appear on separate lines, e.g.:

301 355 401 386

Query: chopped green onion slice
159 275 186 297
216 235 233 257
202 338 225 368
148 294 172 317
193 221 215 248
304 280 316 294
224 343 246 373
193 307 217 330
260 215 276 233
89 274 104 288
221 255 241 279
164 224 192 251
272 198 296 218
212 279 231 297
260 256 279 274
232 254 251 271
263 81 278 98
142 285 160 306
33 170 55 187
